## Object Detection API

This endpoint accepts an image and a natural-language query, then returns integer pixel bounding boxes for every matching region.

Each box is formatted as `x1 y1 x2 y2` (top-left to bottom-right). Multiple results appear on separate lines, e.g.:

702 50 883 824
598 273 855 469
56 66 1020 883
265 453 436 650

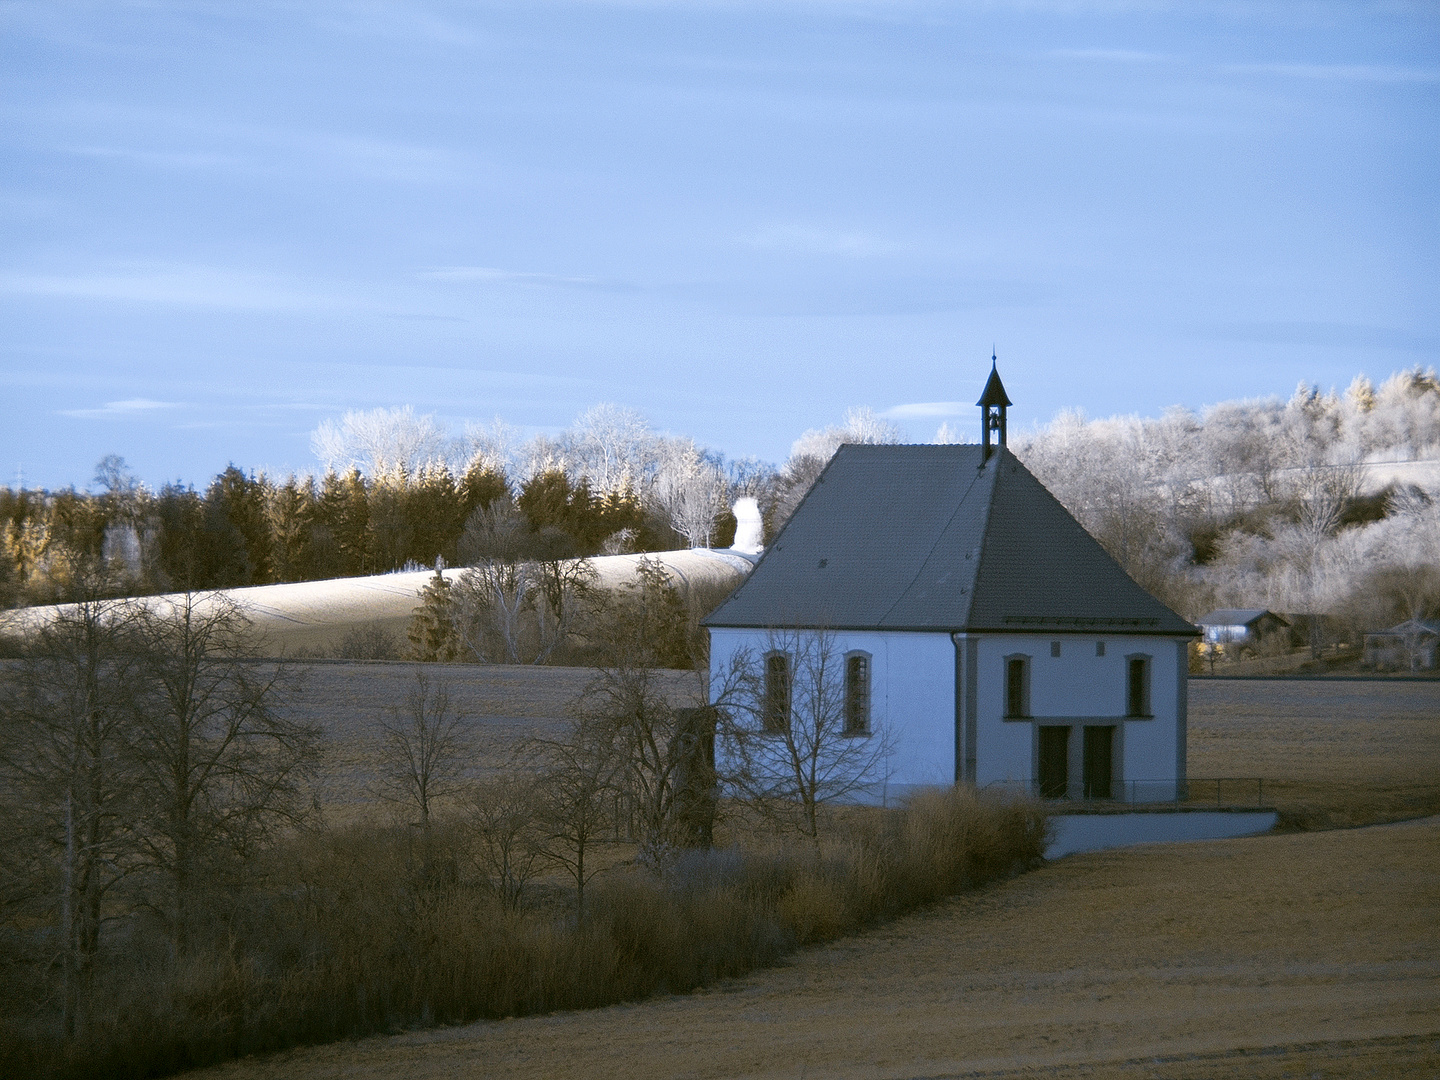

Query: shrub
2 788 1046 1079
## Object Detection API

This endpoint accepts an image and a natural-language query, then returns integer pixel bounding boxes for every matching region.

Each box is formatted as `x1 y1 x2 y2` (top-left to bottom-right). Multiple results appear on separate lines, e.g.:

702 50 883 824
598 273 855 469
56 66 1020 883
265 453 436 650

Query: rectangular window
1126 655 1151 717
1095 641 1105 657
1005 656 1029 718
763 652 791 734
844 653 870 735
1051 641 1062 658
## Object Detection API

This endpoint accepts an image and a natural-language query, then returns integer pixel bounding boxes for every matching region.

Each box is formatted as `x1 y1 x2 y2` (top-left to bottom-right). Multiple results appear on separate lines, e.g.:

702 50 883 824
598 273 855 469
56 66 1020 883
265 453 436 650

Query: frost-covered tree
772 407 903 530
654 441 727 548
311 406 457 477
569 404 657 494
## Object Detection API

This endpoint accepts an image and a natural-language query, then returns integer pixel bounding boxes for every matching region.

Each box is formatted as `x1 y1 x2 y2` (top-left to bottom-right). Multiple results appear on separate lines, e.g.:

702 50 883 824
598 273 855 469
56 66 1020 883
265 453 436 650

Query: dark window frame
1004 653 1031 718
843 650 872 736
762 651 792 734
1125 653 1152 718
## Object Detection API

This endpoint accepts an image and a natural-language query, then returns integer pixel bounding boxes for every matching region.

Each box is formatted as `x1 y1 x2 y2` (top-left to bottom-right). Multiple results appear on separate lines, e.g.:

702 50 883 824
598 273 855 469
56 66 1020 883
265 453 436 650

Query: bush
2 788 1046 1079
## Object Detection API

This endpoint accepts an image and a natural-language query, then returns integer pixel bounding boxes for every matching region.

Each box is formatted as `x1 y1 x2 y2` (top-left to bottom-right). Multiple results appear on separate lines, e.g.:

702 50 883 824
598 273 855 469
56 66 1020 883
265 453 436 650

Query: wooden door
1083 725 1114 799
1038 725 1070 798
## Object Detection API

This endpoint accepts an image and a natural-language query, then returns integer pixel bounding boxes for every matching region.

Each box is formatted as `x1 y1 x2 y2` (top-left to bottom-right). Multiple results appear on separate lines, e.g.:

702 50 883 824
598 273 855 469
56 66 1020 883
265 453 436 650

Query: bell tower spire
976 351 1012 461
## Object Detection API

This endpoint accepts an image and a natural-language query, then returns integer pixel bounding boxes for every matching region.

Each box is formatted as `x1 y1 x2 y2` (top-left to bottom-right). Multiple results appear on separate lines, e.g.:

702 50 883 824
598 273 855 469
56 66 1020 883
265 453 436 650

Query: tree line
1015 367 1440 641
7 368 1438 641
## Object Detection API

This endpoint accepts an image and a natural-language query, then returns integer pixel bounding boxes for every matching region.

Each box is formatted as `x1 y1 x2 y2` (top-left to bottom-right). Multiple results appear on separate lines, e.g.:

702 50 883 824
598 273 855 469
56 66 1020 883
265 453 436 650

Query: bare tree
576 659 696 870
130 593 320 954
531 719 622 920
455 499 536 663
718 629 893 848
453 499 597 664
570 403 656 494
0 587 145 1034
654 441 728 548
463 774 545 912
375 671 469 836
530 545 598 665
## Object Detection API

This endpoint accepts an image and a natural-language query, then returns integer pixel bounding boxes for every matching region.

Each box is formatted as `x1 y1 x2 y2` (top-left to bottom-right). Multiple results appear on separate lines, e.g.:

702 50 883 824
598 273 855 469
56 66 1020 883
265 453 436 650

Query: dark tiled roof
704 444 1196 636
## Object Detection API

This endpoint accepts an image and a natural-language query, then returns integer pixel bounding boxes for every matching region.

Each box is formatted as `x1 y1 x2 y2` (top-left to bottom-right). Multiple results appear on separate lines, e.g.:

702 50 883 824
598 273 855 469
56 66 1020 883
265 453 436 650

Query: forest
3 368 1439 639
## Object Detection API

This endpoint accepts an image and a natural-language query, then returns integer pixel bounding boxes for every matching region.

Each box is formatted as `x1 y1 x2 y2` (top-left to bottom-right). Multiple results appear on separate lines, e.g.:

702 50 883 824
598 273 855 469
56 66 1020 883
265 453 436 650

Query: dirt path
198 817 1440 1080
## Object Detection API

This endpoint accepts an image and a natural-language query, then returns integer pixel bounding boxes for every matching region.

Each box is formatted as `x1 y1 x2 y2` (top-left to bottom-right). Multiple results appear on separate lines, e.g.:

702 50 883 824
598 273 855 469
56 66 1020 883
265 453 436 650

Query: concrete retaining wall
1046 810 1279 858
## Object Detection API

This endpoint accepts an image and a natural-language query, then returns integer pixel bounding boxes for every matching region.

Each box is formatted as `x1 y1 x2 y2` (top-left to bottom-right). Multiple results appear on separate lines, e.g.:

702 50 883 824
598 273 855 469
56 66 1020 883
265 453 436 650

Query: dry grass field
195 814 1440 1080
181 667 1435 1080
286 661 705 819
1188 679 1440 828
294 664 1440 831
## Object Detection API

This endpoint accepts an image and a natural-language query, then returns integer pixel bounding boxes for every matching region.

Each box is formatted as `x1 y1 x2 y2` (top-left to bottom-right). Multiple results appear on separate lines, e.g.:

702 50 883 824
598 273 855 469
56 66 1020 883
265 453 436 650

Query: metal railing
989 777 1269 810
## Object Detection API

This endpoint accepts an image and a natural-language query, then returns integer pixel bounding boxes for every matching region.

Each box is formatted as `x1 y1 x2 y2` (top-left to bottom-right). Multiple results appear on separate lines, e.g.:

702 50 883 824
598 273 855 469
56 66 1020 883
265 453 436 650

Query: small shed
1195 609 1290 648
1363 619 1440 672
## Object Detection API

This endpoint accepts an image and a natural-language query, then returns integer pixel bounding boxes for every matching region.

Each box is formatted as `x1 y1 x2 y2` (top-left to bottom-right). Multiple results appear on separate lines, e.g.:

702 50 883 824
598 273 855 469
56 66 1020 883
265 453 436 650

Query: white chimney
730 497 764 555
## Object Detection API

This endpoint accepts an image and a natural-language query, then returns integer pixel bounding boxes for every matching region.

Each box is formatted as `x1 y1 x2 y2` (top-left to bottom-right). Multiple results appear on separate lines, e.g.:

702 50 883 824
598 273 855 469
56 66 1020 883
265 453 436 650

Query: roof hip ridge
873 447 996 627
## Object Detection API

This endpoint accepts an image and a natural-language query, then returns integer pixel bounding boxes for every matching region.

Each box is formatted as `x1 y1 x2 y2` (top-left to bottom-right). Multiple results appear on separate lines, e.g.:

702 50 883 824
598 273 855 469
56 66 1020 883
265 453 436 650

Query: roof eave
704 620 1200 637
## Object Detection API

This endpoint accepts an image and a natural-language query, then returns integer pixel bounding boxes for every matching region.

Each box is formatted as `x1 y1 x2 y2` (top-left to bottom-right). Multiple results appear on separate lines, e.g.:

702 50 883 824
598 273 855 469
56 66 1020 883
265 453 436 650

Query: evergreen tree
610 556 690 669
316 468 370 577
265 475 315 583
199 466 268 587
366 469 413 572
517 470 611 554
406 567 463 662
458 461 510 522
153 484 206 590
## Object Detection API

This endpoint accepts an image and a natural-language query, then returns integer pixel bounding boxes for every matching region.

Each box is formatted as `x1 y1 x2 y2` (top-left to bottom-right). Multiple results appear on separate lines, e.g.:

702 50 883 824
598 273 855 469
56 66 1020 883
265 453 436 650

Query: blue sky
3 0 1437 490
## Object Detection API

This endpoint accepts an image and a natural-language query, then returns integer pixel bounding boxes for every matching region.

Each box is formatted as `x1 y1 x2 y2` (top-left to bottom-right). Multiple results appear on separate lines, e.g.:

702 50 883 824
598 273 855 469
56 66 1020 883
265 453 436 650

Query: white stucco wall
707 628 1188 802
965 633 1185 797
707 628 956 800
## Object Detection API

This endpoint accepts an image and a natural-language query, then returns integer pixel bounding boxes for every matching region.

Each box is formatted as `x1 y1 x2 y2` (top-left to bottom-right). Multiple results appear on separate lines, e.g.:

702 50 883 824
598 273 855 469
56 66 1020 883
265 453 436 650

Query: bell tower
977 351 1012 461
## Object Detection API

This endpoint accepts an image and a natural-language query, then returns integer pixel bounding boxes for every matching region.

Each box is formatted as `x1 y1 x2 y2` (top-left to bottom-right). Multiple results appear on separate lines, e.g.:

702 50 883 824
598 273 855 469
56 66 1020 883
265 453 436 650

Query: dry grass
285 661 704 819
193 815 1440 1080
1188 679 1440 828
0 786 1045 1080
293 665 1440 831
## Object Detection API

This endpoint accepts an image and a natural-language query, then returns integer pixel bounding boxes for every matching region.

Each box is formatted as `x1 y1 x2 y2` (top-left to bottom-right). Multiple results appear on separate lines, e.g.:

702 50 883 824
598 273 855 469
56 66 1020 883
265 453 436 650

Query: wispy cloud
738 225 912 258
1224 62 1440 84
1049 48 1172 64
0 265 348 312
65 145 245 171
59 398 185 420
880 401 968 419
420 266 638 292
314 6 486 47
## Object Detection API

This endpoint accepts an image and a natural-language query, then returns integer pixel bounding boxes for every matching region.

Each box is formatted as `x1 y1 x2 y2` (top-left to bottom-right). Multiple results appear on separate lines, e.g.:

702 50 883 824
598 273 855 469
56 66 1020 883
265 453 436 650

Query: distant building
1195 609 1290 648
704 360 1198 803
1363 619 1440 672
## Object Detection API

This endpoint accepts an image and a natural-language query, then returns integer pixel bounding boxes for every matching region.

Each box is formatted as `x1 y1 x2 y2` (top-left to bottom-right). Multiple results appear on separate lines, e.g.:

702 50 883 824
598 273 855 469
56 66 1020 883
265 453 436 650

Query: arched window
1004 654 1031 718
844 651 871 735
763 651 791 734
1126 654 1152 717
